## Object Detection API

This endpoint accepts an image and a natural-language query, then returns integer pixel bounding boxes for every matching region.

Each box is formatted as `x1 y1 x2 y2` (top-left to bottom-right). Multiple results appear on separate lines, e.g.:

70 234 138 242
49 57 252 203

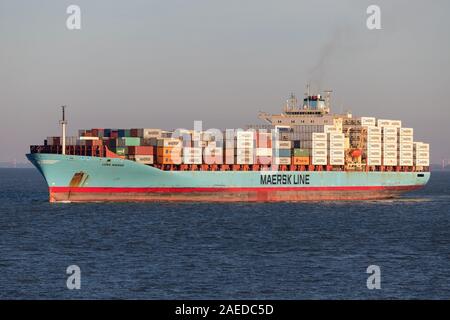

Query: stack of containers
183 146 202 164
365 126 382 166
312 133 327 165
273 140 292 165
127 146 155 164
398 128 414 166
382 127 398 166
328 133 345 165
224 130 236 165
156 138 182 164
292 140 310 165
236 131 254 164
414 142 430 167
255 131 272 165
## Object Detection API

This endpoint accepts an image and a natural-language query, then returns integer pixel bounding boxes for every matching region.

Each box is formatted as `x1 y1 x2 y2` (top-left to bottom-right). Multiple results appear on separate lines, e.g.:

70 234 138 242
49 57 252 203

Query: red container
111 131 119 139
128 146 154 155
130 129 139 137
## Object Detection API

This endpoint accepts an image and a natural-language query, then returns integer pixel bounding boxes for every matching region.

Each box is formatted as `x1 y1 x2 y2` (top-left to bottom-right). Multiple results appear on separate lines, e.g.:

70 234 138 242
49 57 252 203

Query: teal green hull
26 153 430 203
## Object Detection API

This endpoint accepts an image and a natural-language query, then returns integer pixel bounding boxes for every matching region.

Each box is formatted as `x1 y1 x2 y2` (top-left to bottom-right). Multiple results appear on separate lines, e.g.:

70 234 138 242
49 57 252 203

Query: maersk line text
260 174 310 185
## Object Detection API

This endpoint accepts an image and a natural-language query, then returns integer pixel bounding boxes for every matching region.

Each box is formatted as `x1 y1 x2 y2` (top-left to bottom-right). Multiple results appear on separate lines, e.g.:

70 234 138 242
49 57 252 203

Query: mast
60 106 67 155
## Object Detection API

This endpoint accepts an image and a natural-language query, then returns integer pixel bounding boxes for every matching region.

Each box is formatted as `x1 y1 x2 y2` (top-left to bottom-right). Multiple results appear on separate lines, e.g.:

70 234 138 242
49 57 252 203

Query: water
0 168 449 299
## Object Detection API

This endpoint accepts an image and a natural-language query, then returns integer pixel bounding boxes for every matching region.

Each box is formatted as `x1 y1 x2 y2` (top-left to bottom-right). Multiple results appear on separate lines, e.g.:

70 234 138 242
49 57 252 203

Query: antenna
305 83 311 109
60 106 68 155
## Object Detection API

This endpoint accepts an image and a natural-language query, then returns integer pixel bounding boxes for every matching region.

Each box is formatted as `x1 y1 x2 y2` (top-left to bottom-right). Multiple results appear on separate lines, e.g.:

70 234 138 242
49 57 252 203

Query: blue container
274 149 291 157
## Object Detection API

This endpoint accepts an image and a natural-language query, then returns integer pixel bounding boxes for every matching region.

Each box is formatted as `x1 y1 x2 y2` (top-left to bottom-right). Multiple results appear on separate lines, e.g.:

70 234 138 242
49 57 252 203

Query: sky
0 0 449 163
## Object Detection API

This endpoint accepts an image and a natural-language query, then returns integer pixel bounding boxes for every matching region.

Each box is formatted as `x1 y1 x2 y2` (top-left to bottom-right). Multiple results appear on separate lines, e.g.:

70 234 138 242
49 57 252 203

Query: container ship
27 90 430 203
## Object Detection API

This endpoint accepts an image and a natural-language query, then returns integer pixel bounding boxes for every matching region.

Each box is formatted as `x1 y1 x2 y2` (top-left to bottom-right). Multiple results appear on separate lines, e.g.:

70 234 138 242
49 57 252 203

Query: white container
236 155 254 165
383 151 398 158
383 157 398 166
414 143 430 152
324 125 339 134
256 148 272 157
377 119 392 127
79 136 99 141
236 131 255 140
400 136 413 143
236 148 254 157
312 133 327 141
400 151 414 158
416 152 430 159
329 149 344 158
399 143 413 152
329 141 345 149
367 142 382 150
383 143 397 151
183 156 203 164
399 159 414 166
312 141 328 149
183 147 202 156
367 158 382 166
415 158 429 166
313 149 328 157
129 155 154 164
328 133 345 141
368 150 382 157
274 140 292 149
366 126 381 135
383 135 398 143
142 129 162 139
273 157 291 165
367 135 382 143
361 117 376 126
329 158 345 165
382 127 398 135
399 128 413 136
312 156 327 165
390 120 402 128
236 140 254 148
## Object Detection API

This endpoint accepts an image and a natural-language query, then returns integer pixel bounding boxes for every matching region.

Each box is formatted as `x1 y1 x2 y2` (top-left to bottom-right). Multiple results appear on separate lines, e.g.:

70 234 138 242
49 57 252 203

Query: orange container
128 146 154 155
292 156 310 165
156 147 182 164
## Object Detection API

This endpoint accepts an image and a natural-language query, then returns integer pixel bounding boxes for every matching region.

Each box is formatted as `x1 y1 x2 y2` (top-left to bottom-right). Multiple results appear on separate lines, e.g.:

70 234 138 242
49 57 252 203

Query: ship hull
27 153 430 203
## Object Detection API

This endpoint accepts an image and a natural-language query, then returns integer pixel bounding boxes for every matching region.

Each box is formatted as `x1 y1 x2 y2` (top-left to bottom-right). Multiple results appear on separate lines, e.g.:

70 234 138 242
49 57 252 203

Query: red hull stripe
49 185 422 193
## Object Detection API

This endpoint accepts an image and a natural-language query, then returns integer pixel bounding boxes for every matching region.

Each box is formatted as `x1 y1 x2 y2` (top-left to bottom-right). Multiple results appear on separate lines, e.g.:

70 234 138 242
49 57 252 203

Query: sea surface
0 168 449 299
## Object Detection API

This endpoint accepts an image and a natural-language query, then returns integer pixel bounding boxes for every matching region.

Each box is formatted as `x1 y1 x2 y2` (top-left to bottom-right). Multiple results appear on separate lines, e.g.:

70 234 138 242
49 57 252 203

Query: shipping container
329 149 344 158
128 155 154 164
312 141 328 149
183 156 203 165
292 156 310 165
273 149 291 158
329 158 345 165
383 158 398 166
328 133 345 141
399 136 413 144
367 158 382 166
399 128 413 136
367 135 382 143
236 148 254 157
293 148 310 157
383 143 397 151
399 159 414 166
312 133 327 141
329 141 345 149
255 156 272 165
273 157 291 165
183 147 202 156
414 143 430 153
383 151 398 158
313 149 327 157
157 138 182 148
236 140 254 148
399 143 413 152
361 117 376 126
127 146 154 155
236 131 255 140
312 156 327 165
382 127 398 135
274 140 292 149
256 148 273 157
415 159 429 166
366 126 382 135
382 135 398 143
